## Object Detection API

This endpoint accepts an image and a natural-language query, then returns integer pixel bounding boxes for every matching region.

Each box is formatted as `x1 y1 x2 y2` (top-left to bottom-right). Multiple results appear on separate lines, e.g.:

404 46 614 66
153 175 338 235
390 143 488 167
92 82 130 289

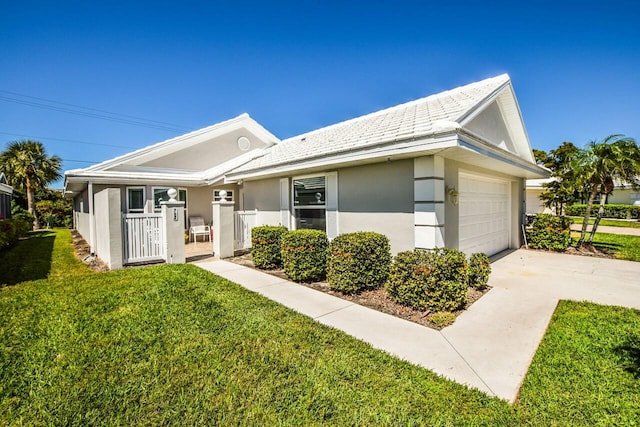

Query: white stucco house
65 74 548 268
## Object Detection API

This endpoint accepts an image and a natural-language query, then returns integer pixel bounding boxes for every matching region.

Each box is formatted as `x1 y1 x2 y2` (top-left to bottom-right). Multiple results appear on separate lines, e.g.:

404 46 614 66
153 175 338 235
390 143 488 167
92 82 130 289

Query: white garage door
459 172 510 256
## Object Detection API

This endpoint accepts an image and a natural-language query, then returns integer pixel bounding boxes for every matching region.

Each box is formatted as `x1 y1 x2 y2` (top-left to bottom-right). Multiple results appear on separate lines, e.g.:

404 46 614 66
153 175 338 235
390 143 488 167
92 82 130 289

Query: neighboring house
526 178 640 214
65 74 547 267
0 172 13 220
525 178 554 214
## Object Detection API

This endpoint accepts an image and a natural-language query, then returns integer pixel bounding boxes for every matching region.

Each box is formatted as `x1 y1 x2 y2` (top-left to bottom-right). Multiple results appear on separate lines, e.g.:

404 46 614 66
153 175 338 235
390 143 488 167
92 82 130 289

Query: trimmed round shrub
327 231 391 293
468 252 491 290
281 229 328 282
527 214 571 251
386 248 468 312
251 225 288 269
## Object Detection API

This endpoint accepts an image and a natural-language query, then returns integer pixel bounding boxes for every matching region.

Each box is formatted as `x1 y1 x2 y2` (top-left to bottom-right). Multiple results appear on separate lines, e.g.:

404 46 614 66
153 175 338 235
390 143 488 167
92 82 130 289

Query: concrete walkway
193 250 640 402
570 223 640 236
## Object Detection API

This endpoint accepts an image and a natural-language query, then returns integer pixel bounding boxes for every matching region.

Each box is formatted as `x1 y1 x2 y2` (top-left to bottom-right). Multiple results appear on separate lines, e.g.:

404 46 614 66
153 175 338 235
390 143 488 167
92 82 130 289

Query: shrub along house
65 74 547 268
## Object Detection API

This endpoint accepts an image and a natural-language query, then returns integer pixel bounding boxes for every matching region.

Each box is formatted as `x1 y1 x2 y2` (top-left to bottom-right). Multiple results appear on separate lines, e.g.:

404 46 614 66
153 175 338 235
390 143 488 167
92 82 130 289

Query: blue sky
2 1 639 188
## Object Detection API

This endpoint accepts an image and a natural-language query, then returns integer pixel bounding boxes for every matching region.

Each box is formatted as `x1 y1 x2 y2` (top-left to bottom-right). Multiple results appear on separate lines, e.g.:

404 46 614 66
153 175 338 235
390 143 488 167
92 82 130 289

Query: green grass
570 216 640 228
1 230 640 424
572 231 640 262
517 301 640 425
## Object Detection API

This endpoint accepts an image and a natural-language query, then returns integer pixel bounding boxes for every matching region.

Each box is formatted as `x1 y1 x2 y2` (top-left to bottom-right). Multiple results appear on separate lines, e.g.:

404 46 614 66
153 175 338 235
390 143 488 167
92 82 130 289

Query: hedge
566 203 640 219
386 248 468 312
327 231 391 293
527 214 572 251
281 229 328 282
251 225 288 269
468 252 491 290
0 217 33 251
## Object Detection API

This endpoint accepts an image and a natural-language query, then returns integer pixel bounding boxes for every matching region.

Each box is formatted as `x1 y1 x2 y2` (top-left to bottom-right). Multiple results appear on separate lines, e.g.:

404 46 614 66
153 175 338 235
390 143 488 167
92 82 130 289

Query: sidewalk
193 251 640 402
570 223 640 236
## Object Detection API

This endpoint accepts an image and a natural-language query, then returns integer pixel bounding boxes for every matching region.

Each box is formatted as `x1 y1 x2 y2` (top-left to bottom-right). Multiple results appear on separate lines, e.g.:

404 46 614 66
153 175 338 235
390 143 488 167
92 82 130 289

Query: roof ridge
282 74 510 143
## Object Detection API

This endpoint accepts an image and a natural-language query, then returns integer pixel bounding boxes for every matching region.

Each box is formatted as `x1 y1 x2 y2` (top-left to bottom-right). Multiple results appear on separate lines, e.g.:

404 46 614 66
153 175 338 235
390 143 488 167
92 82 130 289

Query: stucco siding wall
242 178 281 227
526 189 546 214
75 211 91 241
337 160 414 253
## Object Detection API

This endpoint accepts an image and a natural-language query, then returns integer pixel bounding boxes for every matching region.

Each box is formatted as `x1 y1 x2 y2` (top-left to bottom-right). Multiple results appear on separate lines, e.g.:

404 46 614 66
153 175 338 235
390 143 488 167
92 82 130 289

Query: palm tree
0 140 62 229
572 135 640 246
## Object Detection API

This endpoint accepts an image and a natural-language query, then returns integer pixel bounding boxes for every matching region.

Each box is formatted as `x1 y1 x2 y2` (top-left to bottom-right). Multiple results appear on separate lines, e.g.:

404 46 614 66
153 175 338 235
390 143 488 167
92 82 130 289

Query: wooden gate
123 213 165 264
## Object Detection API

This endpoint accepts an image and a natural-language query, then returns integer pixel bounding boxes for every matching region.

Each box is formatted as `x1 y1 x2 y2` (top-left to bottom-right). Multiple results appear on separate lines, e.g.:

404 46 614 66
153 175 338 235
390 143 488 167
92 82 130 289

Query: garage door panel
459 173 510 256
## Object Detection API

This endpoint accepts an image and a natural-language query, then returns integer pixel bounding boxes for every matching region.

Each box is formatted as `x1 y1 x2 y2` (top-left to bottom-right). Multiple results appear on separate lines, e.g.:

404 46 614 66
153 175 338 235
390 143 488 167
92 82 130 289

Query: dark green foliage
251 225 288 269
281 229 328 282
566 203 640 219
527 214 572 251
468 252 491 290
327 231 391 293
0 216 33 251
386 248 468 312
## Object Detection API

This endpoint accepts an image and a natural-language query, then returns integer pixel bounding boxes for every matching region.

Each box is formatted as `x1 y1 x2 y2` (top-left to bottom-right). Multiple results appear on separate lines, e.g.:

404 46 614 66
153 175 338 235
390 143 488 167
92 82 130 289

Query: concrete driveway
443 249 640 401
195 249 640 403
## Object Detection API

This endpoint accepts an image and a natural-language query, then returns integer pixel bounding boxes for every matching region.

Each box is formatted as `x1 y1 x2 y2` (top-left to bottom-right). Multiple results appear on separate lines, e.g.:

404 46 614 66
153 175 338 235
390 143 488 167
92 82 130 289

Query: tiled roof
233 74 510 173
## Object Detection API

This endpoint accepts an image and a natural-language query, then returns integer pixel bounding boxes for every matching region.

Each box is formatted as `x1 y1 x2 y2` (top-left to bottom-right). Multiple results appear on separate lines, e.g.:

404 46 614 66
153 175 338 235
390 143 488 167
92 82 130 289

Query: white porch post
88 180 95 253
212 190 235 258
160 188 186 264
414 155 445 249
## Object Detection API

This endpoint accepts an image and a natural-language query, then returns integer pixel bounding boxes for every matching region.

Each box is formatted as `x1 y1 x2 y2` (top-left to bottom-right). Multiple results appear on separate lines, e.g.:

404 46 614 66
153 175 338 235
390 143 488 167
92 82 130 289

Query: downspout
88 181 95 254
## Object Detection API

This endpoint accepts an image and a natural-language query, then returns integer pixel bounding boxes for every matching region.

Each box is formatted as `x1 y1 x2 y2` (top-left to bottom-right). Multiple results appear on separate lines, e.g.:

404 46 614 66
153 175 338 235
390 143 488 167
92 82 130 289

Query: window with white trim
126 187 145 213
213 189 234 202
293 175 326 231
153 187 187 211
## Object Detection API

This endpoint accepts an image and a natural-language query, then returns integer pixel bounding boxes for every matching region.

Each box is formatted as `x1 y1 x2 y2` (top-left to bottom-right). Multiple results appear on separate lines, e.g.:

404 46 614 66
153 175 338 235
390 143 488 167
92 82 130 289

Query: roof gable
0 172 7 185
83 113 279 173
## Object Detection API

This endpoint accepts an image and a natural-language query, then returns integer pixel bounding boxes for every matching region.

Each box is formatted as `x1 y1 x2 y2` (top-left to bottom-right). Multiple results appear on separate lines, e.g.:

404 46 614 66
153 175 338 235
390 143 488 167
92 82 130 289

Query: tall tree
572 135 640 245
536 142 582 214
0 140 62 229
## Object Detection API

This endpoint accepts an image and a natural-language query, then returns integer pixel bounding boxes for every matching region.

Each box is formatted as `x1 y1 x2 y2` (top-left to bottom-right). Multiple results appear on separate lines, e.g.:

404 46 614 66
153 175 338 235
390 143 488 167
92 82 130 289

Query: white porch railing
234 209 257 250
123 213 165 264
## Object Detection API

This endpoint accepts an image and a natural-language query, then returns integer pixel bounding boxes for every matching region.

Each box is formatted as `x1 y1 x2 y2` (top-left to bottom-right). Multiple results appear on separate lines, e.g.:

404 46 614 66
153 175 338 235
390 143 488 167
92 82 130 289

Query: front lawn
571 231 640 262
1 230 639 424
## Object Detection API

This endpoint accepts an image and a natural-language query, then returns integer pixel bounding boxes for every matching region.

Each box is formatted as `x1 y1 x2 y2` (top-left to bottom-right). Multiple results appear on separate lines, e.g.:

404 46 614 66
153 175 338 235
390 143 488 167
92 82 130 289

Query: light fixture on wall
446 186 459 206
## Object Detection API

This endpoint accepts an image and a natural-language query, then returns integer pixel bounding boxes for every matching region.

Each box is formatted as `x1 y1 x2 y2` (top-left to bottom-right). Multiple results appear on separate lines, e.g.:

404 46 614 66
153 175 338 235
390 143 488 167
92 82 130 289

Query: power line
0 131 137 149
61 158 99 164
0 90 194 133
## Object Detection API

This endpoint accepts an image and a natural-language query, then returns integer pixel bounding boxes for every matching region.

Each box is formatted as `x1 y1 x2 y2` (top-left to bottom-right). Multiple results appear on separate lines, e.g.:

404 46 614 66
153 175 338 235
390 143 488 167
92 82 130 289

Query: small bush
566 203 640 219
327 231 391 293
468 252 491 290
281 229 328 282
527 214 571 251
429 311 457 328
386 248 468 312
251 225 288 269
0 217 32 251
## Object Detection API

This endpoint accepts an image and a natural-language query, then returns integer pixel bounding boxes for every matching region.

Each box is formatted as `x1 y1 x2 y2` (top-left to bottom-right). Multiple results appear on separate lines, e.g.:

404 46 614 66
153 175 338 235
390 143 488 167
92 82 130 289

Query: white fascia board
456 76 511 125
225 133 460 181
0 182 13 195
457 132 549 178
83 113 279 172
65 170 206 185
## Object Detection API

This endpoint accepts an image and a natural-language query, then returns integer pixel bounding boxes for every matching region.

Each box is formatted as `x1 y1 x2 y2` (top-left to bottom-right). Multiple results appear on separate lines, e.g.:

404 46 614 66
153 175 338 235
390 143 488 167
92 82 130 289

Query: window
153 187 187 211
127 187 145 213
213 189 234 202
293 175 326 231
